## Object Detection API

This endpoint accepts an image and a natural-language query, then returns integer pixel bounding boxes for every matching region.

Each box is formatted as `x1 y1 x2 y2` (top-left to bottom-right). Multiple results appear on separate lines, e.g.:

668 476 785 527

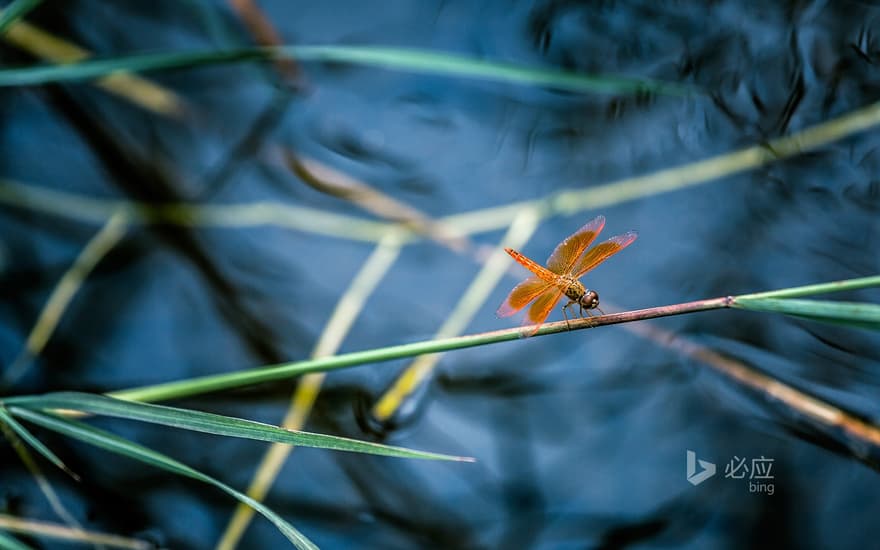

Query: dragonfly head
580 289 600 310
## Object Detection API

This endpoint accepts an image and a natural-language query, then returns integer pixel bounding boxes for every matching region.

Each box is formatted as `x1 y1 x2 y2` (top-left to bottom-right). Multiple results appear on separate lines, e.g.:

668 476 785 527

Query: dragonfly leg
581 308 597 328
561 301 574 330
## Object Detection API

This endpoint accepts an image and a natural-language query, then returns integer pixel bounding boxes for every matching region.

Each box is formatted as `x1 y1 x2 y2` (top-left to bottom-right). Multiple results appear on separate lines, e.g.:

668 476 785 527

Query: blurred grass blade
0 408 85 534
229 0 299 81
0 0 42 35
733 297 880 330
0 48 263 85
8 408 317 550
286 152 468 251
215 230 407 550
0 530 33 550
0 178 390 242
1 19 184 115
6 392 471 461
290 45 696 96
0 406 77 480
372 208 541 421
3 209 129 387
0 44 694 96
0 513 149 549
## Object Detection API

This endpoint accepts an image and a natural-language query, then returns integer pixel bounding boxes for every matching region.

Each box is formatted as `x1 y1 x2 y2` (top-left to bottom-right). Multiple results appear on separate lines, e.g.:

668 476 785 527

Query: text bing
749 481 774 495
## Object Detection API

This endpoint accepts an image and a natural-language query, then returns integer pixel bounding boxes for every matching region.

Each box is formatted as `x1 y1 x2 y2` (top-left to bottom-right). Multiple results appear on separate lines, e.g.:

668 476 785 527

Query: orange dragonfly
497 215 637 335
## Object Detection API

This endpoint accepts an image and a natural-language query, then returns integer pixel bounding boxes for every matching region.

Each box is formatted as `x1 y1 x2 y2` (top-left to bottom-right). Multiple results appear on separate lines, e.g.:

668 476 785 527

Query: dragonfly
497 215 637 335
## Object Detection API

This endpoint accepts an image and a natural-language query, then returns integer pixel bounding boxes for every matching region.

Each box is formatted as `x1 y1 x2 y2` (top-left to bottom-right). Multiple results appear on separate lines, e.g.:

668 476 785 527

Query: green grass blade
289 45 696 96
0 44 696 96
732 297 880 330
93 277 879 405
0 0 43 35
734 275 880 300
0 513 152 549
0 406 77 479
0 48 265 86
8 408 317 550
4 392 471 462
0 531 33 550
108 327 524 403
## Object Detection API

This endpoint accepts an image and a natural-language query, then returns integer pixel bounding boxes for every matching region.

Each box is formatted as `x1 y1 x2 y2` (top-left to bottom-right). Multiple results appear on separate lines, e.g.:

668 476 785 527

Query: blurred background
1 1 879 548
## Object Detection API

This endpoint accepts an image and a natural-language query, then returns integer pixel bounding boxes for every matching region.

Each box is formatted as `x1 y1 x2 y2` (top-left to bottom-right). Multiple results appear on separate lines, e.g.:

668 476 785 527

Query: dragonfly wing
523 287 564 336
497 276 554 317
546 215 605 274
572 231 638 278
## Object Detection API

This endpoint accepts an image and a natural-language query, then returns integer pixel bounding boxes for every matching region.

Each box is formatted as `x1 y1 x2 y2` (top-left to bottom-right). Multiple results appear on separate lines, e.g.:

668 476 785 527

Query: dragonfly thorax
561 278 600 310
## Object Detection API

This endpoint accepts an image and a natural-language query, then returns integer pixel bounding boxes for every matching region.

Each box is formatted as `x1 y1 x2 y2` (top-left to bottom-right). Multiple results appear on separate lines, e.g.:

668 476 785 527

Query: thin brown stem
228 0 300 83
629 322 880 448
528 296 732 336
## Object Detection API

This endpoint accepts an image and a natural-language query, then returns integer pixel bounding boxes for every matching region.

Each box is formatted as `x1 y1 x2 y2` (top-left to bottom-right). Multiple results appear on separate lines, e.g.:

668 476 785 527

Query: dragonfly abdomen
504 248 559 283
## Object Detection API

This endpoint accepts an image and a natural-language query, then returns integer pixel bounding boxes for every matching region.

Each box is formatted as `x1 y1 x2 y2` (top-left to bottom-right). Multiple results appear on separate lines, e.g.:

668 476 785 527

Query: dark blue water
2 1 879 548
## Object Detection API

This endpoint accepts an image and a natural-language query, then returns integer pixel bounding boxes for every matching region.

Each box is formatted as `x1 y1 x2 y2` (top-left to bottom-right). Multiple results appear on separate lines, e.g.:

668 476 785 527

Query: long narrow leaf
733 297 880 330
0 0 42 35
5 392 471 462
9 408 316 550
90 277 879 404
0 514 147 549
0 45 695 96
734 275 880 300
0 406 77 479
291 45 695 96
0 531 33 550
108 327 526 403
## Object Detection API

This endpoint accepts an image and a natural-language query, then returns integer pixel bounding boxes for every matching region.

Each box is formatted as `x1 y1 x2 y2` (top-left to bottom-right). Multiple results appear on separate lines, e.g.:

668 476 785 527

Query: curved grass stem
108 296 732 403
108 275 879 404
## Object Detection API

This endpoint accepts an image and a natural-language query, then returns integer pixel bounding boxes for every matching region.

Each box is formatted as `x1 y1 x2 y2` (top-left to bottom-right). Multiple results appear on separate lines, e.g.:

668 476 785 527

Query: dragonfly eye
582 290 600 309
